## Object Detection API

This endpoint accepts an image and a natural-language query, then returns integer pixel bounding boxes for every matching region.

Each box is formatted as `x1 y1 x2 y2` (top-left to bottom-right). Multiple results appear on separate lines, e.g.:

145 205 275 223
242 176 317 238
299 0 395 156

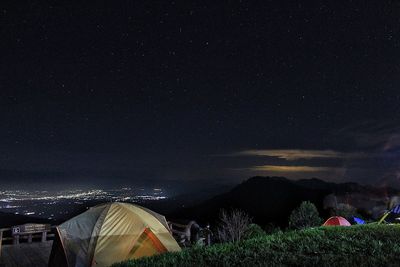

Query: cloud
223 120 400 185
383 134 400 151
334 120 400 151
248 165 341 172
224 148 355 181
230 149 361 160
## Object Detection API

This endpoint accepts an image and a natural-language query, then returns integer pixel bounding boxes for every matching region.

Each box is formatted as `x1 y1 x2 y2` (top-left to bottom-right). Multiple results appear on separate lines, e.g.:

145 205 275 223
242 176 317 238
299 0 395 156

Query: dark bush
264 222 281 234
288 201 322 229
242 223 265 240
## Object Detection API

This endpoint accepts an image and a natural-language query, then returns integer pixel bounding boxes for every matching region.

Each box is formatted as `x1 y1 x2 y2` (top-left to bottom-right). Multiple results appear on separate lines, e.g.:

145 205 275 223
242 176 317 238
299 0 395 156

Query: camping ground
113 225 400 267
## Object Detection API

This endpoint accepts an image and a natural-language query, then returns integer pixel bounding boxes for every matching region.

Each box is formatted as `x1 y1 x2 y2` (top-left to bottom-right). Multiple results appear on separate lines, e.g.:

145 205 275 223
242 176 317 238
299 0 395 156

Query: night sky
1 1 400 190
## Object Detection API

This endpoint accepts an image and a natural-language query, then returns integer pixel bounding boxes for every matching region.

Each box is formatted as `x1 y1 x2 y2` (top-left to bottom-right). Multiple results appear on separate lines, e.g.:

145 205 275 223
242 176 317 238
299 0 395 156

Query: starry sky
1 1 400 190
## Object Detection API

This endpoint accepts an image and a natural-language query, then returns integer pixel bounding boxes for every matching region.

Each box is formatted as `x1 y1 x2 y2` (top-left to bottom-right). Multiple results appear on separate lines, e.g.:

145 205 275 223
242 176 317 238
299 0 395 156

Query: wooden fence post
13 235 19 245
41 231 47 242
206 225 211 246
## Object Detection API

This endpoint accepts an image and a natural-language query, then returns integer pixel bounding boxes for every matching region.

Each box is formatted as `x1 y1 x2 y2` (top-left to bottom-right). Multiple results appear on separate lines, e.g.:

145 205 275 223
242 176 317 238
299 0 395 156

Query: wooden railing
0 221 212 258
0 224 57 258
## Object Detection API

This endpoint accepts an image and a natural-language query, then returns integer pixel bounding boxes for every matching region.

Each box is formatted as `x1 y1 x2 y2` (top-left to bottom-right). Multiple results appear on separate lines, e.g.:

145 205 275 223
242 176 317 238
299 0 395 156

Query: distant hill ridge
1 177 397 228
296 177 398 195
0 211 51 228
173 176 399 226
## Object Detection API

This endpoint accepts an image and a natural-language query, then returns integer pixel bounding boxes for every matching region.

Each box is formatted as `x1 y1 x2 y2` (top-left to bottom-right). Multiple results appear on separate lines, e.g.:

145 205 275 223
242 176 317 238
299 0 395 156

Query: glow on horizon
249 165 341 172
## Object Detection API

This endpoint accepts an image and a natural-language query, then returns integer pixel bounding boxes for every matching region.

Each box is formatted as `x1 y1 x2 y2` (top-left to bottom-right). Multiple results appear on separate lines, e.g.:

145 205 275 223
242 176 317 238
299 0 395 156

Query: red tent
323 216 351 226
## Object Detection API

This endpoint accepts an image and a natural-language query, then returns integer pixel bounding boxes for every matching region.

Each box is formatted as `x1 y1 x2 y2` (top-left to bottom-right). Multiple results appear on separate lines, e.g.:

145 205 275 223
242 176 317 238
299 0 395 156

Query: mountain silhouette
171 176 398 227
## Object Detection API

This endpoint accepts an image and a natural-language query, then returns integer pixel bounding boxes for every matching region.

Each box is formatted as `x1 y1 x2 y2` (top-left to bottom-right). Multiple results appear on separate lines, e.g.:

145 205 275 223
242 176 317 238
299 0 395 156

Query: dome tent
322 216 351 226
352 217 365 225
378 204 400 224
48 202 181 267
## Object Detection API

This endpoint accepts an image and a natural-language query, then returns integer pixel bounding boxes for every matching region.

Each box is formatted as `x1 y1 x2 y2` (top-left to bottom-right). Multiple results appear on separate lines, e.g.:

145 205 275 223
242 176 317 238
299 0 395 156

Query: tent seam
87 204 112 266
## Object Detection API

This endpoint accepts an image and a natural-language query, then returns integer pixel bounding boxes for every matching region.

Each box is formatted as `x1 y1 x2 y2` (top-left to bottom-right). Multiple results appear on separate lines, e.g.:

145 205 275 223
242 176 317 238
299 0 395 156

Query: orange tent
323 216 351 226
48 202 181 267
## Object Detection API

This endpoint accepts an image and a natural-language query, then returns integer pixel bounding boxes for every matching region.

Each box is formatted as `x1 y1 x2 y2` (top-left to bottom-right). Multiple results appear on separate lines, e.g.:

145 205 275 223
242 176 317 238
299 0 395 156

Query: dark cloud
225 121 400 187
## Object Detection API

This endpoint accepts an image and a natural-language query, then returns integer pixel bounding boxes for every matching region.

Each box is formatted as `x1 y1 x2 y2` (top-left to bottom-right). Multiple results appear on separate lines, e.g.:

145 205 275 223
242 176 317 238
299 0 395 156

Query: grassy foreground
113 225 400 267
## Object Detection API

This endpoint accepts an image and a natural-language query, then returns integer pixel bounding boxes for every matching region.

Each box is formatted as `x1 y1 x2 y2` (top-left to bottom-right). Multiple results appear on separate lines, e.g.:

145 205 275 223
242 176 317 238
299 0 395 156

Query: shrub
216 209 252 243
242 223 265 240
335 203 361 219
288 201 322 229
264 222 281 234
112 225 400 267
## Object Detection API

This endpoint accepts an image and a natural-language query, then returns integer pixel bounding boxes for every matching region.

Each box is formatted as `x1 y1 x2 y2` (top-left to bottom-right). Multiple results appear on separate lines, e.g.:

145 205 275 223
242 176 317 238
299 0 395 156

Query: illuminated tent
378 204 400 224
48 202 181 267
353 217 365 225
322 216 351 226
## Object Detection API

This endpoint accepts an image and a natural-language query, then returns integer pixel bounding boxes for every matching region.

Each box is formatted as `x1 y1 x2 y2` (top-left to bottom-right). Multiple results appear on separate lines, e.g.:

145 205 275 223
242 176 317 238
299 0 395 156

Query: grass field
113 225 400 267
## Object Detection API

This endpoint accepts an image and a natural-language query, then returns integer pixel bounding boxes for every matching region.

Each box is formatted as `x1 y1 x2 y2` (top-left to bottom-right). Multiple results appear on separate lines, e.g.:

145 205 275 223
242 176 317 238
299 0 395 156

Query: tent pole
378 212 389 224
